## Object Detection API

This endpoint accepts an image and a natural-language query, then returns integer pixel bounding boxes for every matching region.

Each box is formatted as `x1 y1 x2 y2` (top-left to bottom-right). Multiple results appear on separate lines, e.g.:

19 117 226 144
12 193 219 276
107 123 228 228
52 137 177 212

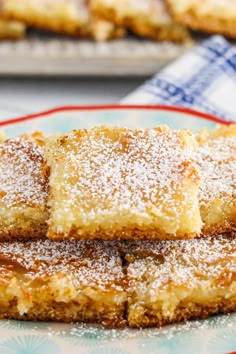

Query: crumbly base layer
200 222 236 238
0 228 47 241
128 298 236 328
0 208 48 241
48 228 196 241
0 300 125 328
0 278 235 328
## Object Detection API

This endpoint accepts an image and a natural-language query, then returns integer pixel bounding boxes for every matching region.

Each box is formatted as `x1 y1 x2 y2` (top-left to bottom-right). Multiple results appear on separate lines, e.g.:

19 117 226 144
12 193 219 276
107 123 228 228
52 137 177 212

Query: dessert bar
123 234 236 327
45 126 202 240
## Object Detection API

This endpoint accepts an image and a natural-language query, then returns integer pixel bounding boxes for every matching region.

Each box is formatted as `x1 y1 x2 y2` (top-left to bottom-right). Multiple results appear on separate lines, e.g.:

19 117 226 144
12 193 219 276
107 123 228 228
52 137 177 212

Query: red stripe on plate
0 104 231 127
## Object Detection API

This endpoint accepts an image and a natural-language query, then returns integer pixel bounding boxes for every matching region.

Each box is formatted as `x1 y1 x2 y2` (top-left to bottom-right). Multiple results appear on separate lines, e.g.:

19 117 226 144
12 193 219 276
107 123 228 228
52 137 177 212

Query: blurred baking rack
0 33 192 77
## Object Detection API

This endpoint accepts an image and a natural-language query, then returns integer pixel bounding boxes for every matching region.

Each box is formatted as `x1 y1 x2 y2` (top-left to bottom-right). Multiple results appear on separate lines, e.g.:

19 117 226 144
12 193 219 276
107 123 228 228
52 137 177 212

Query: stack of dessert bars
0 124 235 328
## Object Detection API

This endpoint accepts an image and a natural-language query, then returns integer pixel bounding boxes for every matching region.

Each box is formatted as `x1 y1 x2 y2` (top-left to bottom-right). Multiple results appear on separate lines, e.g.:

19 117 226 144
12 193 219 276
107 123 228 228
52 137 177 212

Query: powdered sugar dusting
0 137 48 208
47 127 200 235
197 136 236 206
0 240 124 289
66 128 195 209
124 235 236 290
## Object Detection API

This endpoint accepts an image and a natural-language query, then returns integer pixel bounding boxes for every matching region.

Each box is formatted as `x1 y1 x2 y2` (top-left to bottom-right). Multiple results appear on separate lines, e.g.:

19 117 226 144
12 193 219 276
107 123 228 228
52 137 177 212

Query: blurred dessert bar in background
0 0 235 42
90 0 190 42
0 0 124 40
167 0 236 39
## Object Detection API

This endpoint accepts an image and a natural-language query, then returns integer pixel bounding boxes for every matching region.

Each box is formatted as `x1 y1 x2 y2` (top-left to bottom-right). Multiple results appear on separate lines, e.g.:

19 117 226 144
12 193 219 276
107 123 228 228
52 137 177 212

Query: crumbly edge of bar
0 207 48 241
200 221 236 238
127 298 236 328
0 226 47 241
0 298 126 329
47 227 196 241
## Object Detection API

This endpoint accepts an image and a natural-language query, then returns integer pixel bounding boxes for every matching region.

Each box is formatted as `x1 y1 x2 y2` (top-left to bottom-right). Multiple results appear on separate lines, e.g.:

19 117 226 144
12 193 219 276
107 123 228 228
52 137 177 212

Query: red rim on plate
0 104 231 127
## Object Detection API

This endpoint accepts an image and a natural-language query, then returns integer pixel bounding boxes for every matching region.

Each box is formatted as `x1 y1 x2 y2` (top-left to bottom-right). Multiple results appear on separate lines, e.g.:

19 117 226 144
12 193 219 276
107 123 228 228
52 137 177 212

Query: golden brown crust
0 224 47 241
45 126 202 241
0 303 126 329
167 0 236 38
90 0 191 42
197 222 236 239
49 228 197 241
128 299 236 328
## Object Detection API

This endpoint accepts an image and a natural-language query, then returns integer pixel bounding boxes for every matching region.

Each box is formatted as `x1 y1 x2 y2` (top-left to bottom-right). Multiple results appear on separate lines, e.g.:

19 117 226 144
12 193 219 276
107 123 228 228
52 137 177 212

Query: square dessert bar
123 234 236 328
45 126 202 240
90 0 190 42
197 125 236 235
0 135 48 240
1 0 124 41
167 0 236 39
0 239 126 328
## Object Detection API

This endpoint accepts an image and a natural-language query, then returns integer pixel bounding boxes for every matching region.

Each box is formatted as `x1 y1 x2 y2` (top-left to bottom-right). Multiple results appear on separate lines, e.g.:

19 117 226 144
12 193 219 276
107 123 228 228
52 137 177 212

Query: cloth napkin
123 36 236 122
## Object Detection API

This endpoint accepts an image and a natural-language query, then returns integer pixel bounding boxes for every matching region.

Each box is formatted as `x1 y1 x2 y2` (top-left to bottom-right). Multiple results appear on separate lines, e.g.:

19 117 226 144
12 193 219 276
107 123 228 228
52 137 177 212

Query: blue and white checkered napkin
123 36 236 122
